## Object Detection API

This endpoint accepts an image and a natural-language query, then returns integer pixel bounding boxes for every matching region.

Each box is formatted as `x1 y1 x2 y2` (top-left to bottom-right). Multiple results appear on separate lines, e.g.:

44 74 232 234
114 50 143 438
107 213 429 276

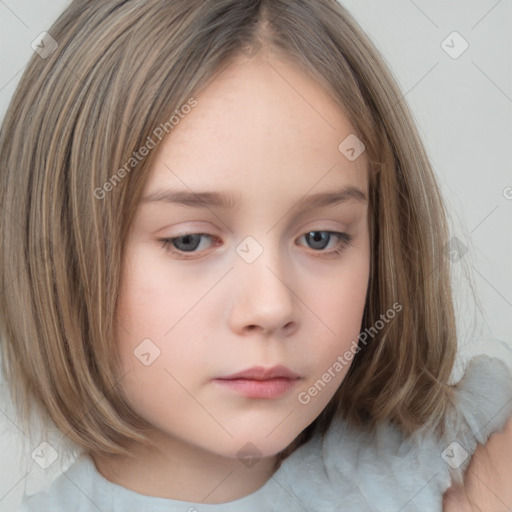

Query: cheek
313 284 367 364
309 250 369 346
294 252 369 413
112 247 215 392
115 243 211 339
112 258 211 422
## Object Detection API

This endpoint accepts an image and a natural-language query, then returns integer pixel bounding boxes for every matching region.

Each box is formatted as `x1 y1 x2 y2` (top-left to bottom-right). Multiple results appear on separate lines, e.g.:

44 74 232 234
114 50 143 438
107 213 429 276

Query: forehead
146 53 368 201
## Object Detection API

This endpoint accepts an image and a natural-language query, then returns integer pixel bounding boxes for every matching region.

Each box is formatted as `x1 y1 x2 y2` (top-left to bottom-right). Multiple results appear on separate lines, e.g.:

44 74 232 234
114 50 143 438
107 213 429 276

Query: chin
215 428 306 463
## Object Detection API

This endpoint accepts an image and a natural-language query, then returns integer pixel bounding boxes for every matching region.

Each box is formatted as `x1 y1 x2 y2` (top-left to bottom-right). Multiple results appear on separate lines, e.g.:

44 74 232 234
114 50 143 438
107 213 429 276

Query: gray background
1 1 511 510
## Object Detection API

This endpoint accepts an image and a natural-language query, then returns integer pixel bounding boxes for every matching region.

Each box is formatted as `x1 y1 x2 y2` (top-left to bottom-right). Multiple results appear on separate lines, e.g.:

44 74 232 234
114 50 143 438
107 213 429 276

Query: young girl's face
114 50 370 462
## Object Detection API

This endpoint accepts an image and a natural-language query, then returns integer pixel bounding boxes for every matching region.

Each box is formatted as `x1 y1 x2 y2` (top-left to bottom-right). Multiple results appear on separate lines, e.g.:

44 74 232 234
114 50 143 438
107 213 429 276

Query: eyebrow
141 185 367 211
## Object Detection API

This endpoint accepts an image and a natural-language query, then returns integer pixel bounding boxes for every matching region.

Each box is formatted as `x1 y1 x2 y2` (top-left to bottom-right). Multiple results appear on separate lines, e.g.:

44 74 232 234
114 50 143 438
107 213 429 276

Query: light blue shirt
19 341 512 512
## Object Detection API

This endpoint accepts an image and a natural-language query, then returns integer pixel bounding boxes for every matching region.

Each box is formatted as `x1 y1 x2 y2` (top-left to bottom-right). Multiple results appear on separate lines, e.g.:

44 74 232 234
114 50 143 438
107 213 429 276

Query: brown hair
0 0 461 464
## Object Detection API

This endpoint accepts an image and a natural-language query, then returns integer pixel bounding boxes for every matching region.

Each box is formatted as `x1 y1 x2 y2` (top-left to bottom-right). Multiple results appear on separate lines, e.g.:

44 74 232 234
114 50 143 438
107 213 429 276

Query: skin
443 416 512 511
95 47 370 504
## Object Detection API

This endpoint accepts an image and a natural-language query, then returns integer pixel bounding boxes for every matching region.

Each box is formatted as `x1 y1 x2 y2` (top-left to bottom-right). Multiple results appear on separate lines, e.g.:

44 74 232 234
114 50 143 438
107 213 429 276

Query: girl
0 0 511 510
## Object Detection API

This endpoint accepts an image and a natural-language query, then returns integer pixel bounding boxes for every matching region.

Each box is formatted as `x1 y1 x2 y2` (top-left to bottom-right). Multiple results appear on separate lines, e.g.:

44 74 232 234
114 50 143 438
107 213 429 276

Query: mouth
213 365 301 399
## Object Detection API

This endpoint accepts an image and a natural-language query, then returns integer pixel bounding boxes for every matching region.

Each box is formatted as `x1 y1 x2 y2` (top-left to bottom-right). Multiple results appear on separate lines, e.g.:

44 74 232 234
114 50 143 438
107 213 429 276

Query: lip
213 365 301 399
217 365 300 381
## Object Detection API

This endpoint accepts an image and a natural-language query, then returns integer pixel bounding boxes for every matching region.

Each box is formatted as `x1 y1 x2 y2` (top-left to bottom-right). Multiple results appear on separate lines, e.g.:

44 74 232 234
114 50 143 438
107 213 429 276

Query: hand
443 416 512 511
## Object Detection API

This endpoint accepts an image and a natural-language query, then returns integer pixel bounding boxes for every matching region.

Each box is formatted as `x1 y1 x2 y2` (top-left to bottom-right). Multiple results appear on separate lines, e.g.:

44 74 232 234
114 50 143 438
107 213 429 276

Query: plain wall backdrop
1 1 511 510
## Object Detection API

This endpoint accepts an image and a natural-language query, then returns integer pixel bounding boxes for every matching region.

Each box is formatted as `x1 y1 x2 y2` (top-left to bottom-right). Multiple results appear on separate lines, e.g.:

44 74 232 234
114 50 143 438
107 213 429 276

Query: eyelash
158 231 353 260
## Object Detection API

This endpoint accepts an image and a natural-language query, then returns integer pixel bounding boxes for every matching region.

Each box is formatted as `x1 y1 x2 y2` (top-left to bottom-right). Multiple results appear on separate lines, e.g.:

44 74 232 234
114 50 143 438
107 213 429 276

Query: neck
93 431 278 504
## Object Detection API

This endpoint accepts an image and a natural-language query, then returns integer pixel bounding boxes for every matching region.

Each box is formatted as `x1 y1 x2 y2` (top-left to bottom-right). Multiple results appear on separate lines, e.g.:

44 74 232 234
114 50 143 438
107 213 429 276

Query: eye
297 231 353 255
159 233 217 257
159 230 353 259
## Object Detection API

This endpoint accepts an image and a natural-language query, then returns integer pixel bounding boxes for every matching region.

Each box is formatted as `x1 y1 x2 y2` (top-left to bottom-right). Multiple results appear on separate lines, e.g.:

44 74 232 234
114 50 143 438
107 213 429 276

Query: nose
228 239 299 337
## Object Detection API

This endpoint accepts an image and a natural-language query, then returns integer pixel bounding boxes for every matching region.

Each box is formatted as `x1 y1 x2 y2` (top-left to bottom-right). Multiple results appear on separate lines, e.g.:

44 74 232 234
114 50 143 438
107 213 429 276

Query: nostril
283 321 298 336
